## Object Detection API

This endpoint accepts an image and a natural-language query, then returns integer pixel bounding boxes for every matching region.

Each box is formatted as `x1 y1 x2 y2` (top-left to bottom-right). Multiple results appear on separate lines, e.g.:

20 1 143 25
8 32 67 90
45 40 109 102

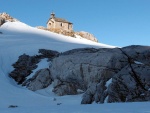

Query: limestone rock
75 31 98 42
0 12 18 22
107 46 150 103
49 46 150 103
52 79 77 96
50 47 127 98
25 68 52 91
122 45 150 65
108 64 150 103
9 46 150 104
0 17 5 26
36 26 98 42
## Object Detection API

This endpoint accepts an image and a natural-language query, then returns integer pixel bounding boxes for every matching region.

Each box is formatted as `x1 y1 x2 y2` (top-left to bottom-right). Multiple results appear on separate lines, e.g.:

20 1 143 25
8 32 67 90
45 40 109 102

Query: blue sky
1 0 150 47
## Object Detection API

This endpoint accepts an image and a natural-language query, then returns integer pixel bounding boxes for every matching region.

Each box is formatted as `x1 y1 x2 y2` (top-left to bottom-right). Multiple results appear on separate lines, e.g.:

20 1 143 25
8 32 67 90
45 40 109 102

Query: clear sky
0 0 150 47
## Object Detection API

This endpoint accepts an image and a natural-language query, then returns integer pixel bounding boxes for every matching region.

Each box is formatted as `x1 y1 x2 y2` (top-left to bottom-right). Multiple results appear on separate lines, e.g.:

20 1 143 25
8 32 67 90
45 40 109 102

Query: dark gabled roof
47 17 72 24
54 17 72 24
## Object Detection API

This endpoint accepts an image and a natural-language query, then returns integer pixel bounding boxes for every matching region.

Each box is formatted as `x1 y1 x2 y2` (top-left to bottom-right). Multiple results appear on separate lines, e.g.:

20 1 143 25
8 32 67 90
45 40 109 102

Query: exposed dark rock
50 47 128 98
61 48 99 55
107 64 150 103
122 45 150 65
49 46 150 103
38 49 59 59
8 105 18 108
9 54 40 84
9 49 59 85
57 103 62 105
52 79 77 96
24 68 52 91
0 17 5 26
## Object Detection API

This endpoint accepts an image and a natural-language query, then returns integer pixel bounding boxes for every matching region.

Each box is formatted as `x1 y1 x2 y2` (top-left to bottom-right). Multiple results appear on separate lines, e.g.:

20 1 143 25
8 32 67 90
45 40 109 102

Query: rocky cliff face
9 45 150 104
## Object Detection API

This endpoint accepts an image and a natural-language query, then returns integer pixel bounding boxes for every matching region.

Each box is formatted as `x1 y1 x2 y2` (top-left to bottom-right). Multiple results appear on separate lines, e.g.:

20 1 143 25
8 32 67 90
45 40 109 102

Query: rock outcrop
23 68 52 91
9 49 60 84
9 54 40 84
49 46 150 104
0 12 18 22
36 26 98 42
0 12 19 26
38 49 59 59
107 46 150 103
9 45 150 104
75 31 98 42
50 47 127 103
108 64 150 103
0 17 5 26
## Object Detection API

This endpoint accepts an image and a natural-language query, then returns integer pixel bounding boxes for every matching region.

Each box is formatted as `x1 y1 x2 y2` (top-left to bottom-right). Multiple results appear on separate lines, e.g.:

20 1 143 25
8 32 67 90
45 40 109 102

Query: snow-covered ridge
0 21 115 48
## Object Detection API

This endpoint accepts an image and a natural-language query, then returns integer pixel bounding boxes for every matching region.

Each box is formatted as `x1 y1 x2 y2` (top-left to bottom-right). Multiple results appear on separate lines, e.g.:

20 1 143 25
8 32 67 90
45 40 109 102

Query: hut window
60 23 63 27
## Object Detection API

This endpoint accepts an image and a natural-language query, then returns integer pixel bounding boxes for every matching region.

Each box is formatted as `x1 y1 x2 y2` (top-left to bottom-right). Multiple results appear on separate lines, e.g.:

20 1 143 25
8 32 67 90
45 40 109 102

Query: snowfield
0 21 150 113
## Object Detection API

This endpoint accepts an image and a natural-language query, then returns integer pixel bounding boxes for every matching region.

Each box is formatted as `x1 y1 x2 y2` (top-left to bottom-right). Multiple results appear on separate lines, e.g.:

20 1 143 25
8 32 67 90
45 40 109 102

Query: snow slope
0 21 115 74
0 21 150 113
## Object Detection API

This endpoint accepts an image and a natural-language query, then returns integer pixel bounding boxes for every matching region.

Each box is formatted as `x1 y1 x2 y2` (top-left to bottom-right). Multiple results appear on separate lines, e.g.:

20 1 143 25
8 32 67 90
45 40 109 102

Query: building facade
47 13 73 32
